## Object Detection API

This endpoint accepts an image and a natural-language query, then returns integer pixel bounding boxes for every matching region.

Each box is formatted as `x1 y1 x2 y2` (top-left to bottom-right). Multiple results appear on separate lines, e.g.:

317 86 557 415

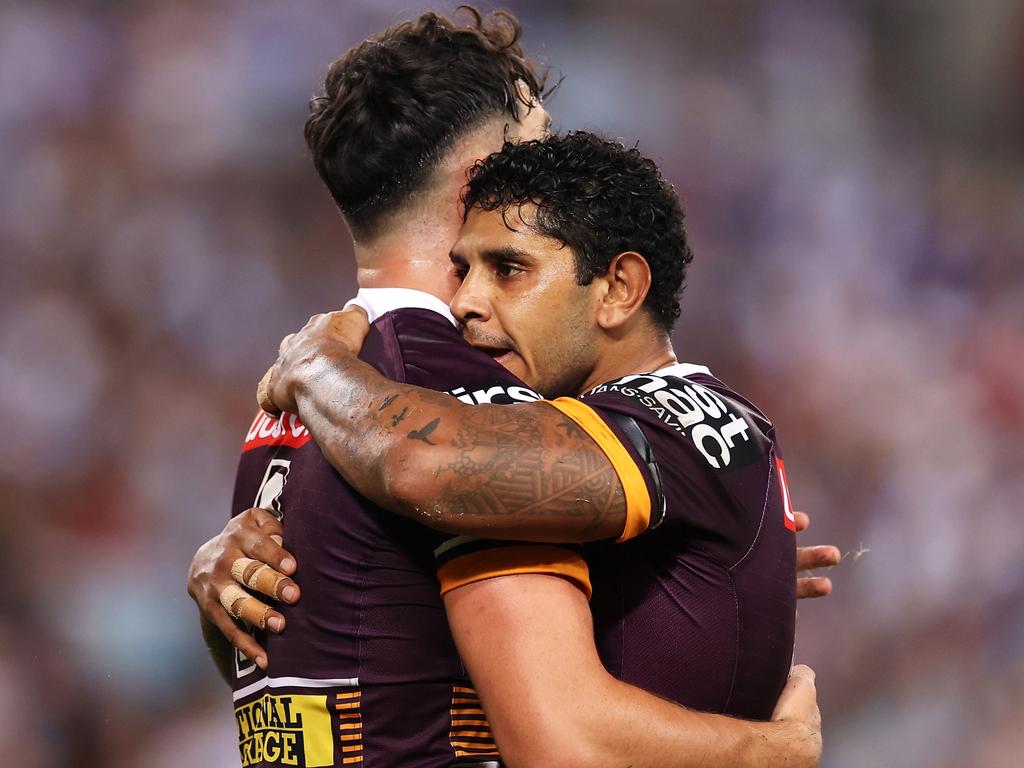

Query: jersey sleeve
546 397 658 542
571 372 781 556
430 394 654 588
434 538 592 599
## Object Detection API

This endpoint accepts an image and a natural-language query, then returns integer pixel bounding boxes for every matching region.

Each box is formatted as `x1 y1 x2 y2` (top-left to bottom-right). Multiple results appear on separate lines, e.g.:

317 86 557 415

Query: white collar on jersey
654 362 712 378
343 287 456 326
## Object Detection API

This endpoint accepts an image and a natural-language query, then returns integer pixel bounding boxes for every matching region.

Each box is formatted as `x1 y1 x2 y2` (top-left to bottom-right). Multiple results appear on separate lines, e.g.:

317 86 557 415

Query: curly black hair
304 6 548 237
462 131 694 331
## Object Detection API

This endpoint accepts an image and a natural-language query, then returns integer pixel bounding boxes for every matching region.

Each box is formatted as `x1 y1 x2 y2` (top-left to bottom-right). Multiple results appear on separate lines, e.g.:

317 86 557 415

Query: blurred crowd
1 1 1021 766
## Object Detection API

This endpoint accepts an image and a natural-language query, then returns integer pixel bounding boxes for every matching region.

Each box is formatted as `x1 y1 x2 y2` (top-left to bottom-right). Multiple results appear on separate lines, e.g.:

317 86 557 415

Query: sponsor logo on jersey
447 382 542 405
235 693 334 767
243 411 312 452
585 373 761 470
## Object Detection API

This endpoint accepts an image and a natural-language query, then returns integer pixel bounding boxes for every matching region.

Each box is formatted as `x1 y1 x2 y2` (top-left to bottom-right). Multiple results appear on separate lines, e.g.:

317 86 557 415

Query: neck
352 212 460 303
355 256 454 302
578 327 677 394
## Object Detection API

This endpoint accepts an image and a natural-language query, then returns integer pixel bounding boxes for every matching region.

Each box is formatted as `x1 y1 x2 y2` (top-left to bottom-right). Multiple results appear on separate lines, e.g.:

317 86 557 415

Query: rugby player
188 9 833 767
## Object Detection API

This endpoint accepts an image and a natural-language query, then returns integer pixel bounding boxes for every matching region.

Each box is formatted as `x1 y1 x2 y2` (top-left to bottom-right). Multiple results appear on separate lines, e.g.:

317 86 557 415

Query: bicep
443 574 605 763
396 400 631 542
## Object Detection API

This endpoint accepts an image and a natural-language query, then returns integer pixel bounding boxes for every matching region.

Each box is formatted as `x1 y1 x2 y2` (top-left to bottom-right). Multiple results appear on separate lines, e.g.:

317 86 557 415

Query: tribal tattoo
289 354 627 541
431 406 625 539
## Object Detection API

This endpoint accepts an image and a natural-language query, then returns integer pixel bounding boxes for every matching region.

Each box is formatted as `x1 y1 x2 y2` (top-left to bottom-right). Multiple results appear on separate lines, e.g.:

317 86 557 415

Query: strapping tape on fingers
257 365 280 415
219 583 270 628
231 557 287 599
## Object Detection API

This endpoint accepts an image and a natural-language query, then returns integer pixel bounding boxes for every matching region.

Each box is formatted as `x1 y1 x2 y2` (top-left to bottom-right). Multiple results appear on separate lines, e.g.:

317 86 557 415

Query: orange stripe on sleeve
437 545 591 599
546 398 652 542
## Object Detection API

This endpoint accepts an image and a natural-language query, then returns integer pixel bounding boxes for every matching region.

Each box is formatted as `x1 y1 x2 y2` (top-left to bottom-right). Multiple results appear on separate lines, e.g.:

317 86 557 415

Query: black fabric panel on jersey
603 410 667 530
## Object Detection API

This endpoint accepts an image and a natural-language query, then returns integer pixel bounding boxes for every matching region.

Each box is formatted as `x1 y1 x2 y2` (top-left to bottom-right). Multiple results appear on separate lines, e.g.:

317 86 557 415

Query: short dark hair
462 131 694 331
304 6 546 237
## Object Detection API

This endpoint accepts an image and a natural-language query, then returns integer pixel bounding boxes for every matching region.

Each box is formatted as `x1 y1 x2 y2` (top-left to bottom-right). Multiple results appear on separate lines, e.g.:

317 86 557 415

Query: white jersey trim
654 362 712 379
344 288 456 326
233 674 360 702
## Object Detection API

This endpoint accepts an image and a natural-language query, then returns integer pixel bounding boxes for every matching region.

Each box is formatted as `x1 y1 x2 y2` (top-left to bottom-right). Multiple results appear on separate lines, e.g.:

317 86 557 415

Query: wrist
283 342 357 413
273 339 330 413
756 719 818 768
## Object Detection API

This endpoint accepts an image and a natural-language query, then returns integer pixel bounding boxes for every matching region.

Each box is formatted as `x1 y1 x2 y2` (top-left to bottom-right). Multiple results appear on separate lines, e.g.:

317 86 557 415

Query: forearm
485 648 800 768
287 348 454 509
286 349 625 541
570 677 804 768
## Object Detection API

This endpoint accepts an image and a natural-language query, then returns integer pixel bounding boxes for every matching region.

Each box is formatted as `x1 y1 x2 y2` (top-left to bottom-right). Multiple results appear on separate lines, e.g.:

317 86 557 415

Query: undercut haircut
462 131 694 331
305 6 546 238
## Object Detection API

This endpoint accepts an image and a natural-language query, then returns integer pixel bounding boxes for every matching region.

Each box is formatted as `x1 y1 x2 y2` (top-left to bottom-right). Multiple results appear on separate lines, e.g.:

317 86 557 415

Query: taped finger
257 365 280 415
220 583 271 629
232 557 293 600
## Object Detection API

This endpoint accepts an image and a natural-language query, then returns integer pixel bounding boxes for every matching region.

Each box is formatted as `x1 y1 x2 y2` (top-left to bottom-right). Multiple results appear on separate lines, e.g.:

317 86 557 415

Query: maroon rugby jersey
229 290 585 768
228 289 795 766
550 364 797 720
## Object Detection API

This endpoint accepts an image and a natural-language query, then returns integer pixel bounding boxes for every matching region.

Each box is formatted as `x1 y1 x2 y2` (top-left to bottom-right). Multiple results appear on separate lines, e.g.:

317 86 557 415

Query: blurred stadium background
1 1 1021 766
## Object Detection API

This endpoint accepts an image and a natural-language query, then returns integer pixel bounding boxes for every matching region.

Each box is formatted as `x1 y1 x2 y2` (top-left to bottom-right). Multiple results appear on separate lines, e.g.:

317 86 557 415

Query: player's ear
595 251 651 330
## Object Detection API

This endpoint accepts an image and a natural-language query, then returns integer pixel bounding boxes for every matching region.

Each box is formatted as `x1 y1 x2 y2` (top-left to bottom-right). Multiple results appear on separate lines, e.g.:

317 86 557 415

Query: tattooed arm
259 310 627 543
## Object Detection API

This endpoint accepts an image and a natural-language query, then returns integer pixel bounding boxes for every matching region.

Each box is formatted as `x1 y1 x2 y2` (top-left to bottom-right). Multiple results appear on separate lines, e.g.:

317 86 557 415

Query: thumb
257 365 281 415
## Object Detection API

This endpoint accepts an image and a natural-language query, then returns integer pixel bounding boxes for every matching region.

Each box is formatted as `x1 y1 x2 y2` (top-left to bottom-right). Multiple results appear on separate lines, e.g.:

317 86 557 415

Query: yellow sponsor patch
235 694 333 767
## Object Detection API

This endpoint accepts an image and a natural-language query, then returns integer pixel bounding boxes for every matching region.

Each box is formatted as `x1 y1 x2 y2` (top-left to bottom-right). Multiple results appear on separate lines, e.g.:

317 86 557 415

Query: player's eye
496 262 523 279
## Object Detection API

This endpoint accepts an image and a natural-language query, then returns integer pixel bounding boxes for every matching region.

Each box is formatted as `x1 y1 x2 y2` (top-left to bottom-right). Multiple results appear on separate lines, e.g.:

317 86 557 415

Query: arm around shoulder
288 352 627 542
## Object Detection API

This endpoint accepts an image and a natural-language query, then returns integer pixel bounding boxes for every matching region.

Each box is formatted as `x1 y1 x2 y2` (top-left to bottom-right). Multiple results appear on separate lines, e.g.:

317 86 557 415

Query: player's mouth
462 327 519 369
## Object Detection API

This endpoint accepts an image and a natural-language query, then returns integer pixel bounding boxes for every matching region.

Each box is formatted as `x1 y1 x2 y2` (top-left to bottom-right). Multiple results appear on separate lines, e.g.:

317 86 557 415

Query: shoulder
356 307 464 382
382 309 539 397
579 367 775 473
385 307 463 337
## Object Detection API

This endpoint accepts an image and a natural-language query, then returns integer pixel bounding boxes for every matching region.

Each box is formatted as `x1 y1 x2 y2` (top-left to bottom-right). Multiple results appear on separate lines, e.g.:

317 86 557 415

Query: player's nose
450 275 491 324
